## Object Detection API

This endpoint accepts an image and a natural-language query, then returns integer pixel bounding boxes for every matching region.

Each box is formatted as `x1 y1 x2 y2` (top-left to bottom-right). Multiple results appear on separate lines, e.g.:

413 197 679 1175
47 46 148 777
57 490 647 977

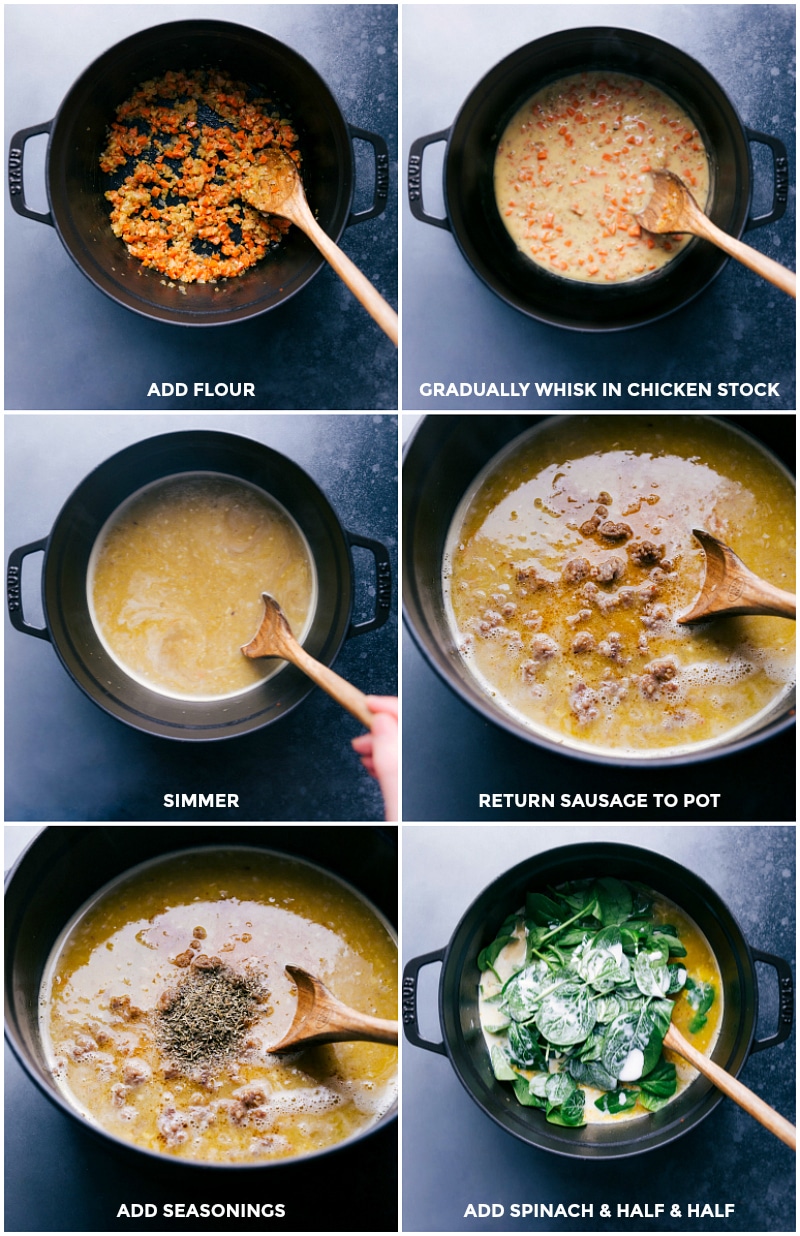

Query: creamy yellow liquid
494 71 710 283
40 848 398 1163
444 417 795 756
479 890 722 1124
89 473 316 700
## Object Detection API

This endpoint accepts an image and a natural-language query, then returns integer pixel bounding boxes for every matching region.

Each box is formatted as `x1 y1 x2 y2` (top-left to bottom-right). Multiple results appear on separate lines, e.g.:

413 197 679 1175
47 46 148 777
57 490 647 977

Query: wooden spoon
635 170 796 299
678 529 796 623
241 592 374 728
663 1022 796 1149
240 149 399 345
267 965 399 1052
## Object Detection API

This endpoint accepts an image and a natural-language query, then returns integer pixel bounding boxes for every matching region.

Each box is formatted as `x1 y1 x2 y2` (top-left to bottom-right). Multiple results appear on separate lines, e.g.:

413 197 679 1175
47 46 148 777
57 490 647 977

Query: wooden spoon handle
321 1006 399 1046
289 641 374 730
691 214 796 298
664 1024 796 1149
733 577 797 619
295 205 399 345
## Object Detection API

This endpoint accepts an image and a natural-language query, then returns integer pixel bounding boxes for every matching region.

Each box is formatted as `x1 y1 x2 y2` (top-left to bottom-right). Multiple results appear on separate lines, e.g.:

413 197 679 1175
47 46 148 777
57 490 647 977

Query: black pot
408 27 789 330
402 842 793 1159
402 413 795 767
8 20 389 327
7 430 391 740
5 825 398 1171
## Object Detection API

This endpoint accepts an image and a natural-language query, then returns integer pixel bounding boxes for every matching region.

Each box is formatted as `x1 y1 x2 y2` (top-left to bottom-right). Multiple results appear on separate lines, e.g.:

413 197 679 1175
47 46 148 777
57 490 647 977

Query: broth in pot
40 847 398 1164
494 71 711 284
88 473 316 700
444 417 795 757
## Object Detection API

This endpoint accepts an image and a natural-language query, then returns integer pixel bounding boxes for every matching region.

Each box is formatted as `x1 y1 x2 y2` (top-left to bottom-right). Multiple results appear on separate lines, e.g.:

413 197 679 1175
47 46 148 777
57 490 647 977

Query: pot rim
5 827 399 1172
402 413 796 767
424 841 767 1158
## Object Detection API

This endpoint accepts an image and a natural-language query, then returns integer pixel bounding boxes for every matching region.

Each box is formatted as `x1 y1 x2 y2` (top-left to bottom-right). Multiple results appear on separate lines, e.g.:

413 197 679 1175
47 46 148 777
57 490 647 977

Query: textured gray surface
5 4 397 410
402 4 795 410
402 825 796 1232
5 414 397 821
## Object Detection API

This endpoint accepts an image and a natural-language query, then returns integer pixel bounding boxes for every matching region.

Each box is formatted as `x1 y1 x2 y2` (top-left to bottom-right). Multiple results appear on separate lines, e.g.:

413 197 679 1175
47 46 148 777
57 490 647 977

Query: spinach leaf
477 934 516 980
573 930 631 994
601 1011 640 1077
507 1020 547 1070
513 1074 547 1108
667 964 687 994
595 877 634 926
685 977 715 1011
640 1059 677 1097
593 994 622 1024
602 998 669 1080
490 1046 517 1081
637 1089 672 1112
577 1030 605 1062
594 1088 639 1115
557 927 593 948
526 892 568 925
629 884 654 917
535 983 597 1046
566 1056 620 1092
685 976 715 1033
546 1087 585 1126
558 884 597 915
633 950 670 998
503 960 551 1021
545 1072 577 1106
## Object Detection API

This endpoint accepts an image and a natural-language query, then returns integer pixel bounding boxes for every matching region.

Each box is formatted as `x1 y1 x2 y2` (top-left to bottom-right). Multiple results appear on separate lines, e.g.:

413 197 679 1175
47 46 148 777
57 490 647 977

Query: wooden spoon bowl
240 149 399 344
636 170 796 298
268 965 399 1053
242 592 374 728
678 529 796 623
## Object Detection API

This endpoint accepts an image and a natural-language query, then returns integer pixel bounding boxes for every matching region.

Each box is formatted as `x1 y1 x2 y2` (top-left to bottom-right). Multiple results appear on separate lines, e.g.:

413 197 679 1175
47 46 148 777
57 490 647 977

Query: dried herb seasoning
156 956 265 1067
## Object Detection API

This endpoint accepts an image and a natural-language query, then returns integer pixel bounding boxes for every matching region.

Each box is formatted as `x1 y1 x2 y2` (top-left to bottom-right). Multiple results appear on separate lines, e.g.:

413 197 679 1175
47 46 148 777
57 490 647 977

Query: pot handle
7 538 50 641
744 128 790 231
402 948 447 1055
8 122 54 226
749 947 794 1053
346 126 390 226
345 531 392 638
408 129 452 231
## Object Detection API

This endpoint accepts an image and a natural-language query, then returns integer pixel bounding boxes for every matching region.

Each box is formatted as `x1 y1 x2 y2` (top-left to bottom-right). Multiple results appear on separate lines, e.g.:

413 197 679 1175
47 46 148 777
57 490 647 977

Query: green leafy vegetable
640 1058 677 1097
477 877 717 1129
546 1086 585 1126
535 983 597 1046
685 977 715 1033
595 877 633 926
594 1088 639 1114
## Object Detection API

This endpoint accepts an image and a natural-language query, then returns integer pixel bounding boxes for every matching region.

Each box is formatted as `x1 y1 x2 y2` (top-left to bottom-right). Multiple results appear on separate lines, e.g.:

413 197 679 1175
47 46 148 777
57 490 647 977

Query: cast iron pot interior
403 842 793 1158
8 430 391 740
10 20 387 326
5 825 398 1170
402 414 795 766
409 27 788 330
